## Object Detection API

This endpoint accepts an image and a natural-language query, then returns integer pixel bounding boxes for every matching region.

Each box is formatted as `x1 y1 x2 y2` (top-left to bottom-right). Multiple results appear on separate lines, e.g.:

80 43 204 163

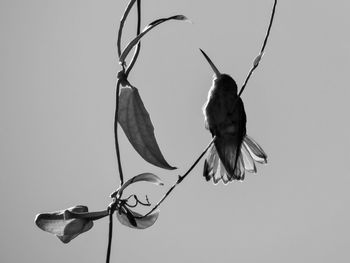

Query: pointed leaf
116 208 160 229
35 205 94 243
119 15 189 63
118 86 176 170
119 173 164 193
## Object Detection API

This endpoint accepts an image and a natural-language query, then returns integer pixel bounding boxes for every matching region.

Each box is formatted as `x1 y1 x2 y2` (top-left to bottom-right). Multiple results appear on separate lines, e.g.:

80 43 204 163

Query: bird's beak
199 48 221 78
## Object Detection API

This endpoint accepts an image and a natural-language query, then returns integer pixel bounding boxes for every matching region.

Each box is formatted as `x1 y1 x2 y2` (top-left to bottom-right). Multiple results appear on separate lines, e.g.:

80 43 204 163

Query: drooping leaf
116 208 160 229
119 173 164 193
119 15 189 63
118 85 176 170
35 205 94 244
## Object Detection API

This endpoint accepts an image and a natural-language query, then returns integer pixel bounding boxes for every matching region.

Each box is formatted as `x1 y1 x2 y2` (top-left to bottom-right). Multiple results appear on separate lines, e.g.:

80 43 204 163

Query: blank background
1 0 349 262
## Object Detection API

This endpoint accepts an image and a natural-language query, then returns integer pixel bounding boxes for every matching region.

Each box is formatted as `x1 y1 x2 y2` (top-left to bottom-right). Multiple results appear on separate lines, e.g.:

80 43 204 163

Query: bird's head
213 74 237 94
200 49 238 94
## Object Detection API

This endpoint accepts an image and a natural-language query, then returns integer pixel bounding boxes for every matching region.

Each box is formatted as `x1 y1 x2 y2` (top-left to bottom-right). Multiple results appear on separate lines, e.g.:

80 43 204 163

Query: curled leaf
118 85 176 170
119 173 164 193
35 205 94 244
116 208 160 229
119 15 189 63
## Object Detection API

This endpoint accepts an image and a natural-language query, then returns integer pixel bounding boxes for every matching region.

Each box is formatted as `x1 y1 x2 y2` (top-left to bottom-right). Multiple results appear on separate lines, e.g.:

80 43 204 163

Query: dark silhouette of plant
35 1 277 262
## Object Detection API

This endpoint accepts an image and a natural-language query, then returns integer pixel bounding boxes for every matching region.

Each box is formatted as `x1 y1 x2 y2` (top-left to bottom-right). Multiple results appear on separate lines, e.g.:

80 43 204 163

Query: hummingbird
200 49 267 184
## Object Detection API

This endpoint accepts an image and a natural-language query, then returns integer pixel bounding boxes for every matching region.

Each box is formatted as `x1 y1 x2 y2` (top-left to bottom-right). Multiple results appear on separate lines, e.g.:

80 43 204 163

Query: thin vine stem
117 0 137 58
138 136 216 218
126 0 141 76
260 0 277 54
114 79 124 185
106 211 113 263
108 2 143 260
115 0 142 186
238 0 277 97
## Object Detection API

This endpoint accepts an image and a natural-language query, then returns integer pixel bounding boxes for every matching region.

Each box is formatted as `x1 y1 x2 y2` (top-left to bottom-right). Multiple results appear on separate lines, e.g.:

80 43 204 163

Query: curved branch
238 0 277 97
260 0 278 54
114 80 124 185
119 15 188 63
126 0 142 76
117 0 137 58
137 137 216 218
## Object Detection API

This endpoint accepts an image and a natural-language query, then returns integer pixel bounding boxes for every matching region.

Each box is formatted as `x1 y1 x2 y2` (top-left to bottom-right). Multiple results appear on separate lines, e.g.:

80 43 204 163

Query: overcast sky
1 0 350 262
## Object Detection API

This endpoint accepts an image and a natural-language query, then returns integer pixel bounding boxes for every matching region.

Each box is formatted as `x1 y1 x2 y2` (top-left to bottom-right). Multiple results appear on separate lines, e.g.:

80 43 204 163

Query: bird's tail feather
243 135 268 164
203 135 267 184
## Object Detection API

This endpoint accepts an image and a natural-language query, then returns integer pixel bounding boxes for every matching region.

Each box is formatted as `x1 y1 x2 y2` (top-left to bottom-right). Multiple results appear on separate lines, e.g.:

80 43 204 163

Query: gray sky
1 0 349 262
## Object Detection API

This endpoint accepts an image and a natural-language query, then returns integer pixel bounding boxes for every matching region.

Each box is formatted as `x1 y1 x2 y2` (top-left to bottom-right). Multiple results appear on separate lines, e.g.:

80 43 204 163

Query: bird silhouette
200 49 267 184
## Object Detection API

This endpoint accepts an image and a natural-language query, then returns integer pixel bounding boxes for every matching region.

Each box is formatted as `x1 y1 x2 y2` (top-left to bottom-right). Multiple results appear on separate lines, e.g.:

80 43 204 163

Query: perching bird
200 49 267 184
